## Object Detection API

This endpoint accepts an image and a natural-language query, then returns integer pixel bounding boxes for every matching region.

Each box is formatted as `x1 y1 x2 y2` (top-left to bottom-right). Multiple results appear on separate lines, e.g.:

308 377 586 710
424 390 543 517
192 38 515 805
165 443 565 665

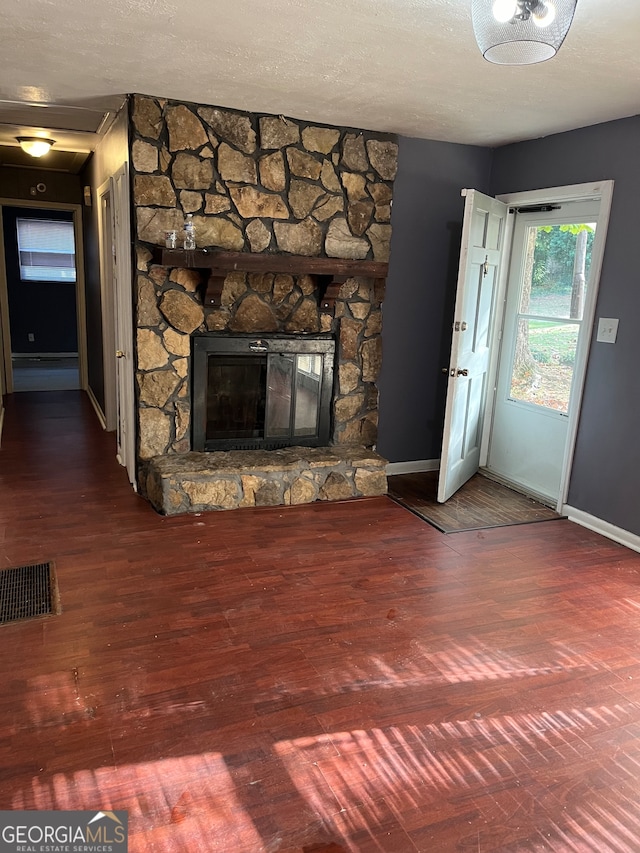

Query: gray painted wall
491 115 640 536
378 135 492 464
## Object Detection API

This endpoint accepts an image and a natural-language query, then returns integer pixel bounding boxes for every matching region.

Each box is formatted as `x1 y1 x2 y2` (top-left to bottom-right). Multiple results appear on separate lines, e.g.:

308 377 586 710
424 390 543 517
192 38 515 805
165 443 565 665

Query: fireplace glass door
192 335 334 451
206 355 266 441
266 354 322 439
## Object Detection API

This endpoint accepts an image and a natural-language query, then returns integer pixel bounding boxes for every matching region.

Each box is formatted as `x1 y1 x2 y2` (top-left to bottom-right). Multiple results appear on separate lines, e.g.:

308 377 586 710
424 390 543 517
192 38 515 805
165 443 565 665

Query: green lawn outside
527 321 578 366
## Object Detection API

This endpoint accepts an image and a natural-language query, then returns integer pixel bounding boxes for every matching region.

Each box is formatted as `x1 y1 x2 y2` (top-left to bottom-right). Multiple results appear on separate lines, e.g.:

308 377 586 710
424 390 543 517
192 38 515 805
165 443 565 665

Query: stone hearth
145 446 387 515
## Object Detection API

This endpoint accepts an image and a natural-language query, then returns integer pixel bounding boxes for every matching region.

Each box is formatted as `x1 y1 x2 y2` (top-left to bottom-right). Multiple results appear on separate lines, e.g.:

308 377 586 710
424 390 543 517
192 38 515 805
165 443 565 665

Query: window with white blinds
16 218 77 283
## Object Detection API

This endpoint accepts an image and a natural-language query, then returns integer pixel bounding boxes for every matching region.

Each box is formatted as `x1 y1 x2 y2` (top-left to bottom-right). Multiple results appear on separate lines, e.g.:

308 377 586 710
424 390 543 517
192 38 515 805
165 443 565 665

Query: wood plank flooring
2 391 640 851
388 471 562 533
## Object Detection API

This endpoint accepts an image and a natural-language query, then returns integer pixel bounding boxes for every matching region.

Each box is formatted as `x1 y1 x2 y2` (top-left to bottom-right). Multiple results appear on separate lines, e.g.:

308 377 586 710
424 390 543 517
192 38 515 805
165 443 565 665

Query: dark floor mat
388 471 564 533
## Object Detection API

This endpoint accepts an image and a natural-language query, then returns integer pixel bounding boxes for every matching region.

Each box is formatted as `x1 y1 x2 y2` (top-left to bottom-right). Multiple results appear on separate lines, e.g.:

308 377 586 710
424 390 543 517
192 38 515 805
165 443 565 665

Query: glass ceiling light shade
16 137 55 157
472 0 578 65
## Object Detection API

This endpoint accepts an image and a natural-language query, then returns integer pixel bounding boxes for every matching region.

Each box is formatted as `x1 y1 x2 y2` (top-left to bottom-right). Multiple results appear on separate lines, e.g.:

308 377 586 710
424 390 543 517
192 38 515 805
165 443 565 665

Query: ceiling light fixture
472 0 578 64
16 136 55 157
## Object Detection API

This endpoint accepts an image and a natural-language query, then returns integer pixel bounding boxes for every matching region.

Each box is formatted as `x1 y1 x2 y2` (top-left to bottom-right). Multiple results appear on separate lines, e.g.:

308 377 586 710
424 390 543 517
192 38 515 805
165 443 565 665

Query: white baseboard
86 385 107 430
563 505 640 554
386 458 440 475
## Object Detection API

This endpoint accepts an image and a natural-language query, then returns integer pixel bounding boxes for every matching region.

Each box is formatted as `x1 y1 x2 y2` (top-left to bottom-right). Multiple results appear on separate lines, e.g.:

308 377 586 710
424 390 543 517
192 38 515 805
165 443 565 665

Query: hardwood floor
2 391 640 852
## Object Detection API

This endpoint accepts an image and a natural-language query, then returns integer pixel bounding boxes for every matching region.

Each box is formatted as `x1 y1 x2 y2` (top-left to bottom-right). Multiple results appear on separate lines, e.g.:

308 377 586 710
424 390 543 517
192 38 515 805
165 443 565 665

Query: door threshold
479 468 558 510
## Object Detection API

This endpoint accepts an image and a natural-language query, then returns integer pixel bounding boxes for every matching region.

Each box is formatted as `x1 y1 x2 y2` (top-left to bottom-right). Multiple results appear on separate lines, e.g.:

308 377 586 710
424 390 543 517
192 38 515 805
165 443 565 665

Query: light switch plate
597 317 619 343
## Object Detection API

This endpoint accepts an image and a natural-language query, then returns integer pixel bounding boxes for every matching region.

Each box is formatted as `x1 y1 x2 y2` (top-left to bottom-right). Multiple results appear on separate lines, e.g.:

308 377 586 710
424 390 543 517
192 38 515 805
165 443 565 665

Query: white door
437 190 508 503
97 167 136 487
486 199 601 504
112 164 136 488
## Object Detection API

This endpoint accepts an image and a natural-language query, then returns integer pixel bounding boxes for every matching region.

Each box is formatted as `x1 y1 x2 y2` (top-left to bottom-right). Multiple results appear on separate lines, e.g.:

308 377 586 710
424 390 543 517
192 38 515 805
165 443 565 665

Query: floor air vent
0 561 60 625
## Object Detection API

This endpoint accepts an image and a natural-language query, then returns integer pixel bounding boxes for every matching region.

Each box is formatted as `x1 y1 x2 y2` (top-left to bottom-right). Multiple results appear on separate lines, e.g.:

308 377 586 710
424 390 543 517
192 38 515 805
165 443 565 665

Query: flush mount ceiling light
472 0 578 64
16 136 55 157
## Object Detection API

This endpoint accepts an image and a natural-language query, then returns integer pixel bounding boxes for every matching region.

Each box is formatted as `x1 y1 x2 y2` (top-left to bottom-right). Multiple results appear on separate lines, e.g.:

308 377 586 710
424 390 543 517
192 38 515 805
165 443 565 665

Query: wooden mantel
153 248 389 313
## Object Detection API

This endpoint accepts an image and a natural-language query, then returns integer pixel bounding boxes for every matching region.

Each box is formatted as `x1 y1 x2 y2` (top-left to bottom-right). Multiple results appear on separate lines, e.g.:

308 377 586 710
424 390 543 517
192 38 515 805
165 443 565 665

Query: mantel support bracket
317 275 348 314
204 273 227 308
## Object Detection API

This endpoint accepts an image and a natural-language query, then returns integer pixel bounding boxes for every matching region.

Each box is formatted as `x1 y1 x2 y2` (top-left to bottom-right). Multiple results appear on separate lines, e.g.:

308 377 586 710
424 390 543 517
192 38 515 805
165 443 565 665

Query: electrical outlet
596 318 619 344
28 333 35 342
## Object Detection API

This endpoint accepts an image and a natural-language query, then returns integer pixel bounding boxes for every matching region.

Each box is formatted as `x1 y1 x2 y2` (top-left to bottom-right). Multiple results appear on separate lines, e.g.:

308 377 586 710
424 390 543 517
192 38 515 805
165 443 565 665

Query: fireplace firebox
192 333 335 452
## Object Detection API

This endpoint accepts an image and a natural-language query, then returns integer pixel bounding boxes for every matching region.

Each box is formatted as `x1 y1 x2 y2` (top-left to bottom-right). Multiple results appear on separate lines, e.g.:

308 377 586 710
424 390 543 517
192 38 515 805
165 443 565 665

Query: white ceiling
0 0 639 157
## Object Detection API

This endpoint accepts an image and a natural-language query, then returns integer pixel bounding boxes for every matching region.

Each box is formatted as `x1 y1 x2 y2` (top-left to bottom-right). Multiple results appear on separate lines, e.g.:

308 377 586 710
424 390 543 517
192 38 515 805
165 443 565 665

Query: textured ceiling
0 0 639 155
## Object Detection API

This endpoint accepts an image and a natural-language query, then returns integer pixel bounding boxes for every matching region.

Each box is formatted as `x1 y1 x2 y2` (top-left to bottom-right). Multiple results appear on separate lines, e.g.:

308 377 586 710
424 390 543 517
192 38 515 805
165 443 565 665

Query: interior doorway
0 200 87 396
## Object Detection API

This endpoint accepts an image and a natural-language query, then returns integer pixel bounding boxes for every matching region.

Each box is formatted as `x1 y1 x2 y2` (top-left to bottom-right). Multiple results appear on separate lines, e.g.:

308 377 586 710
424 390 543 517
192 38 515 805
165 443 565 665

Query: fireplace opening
192 333 335 451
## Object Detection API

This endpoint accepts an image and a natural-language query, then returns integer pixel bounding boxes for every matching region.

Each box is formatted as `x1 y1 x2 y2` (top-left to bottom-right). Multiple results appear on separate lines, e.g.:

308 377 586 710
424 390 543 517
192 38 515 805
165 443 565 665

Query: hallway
2 391 640 851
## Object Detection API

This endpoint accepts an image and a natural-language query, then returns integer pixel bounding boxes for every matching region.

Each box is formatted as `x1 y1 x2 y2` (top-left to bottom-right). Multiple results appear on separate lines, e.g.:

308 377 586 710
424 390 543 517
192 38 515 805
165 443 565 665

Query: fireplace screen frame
192 333 335 452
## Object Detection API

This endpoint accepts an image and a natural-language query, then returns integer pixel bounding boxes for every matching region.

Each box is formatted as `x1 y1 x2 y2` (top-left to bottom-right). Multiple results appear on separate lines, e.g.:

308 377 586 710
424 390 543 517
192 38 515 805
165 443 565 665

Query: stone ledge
143 445 387 515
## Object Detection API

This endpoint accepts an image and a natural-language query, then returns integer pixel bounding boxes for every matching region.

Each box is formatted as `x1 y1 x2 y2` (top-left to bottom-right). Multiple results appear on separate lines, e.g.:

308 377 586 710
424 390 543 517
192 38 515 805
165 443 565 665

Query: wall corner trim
563 505 640 554
386 459 440 475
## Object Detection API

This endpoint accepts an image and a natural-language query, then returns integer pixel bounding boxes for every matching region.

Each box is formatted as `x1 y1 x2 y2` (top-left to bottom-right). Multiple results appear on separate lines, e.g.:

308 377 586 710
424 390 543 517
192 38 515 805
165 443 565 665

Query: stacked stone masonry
145 446 388 516
130 94 397 512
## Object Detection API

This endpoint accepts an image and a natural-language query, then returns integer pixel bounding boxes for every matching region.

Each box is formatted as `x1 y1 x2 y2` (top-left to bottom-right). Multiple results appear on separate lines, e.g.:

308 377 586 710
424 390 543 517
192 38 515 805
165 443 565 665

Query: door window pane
509 320 578 414
509 220 596 415
520 223 596 320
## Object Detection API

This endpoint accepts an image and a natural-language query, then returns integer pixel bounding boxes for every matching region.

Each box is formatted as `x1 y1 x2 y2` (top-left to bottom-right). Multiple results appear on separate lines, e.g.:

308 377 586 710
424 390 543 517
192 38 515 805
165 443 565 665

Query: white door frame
97 178 117 430
0 207 8 398
0 198 88 395
96 165 136 487
480 180 615 512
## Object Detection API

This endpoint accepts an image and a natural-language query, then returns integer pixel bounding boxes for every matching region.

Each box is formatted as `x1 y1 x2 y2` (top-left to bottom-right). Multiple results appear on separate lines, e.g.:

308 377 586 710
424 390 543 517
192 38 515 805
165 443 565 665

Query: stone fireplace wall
129 94 397 465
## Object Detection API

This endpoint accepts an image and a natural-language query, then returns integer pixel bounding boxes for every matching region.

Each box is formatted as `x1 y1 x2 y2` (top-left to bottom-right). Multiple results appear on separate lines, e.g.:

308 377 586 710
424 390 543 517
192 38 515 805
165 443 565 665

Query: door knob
456 368 468 377
116 350 125 358
441 367 449 374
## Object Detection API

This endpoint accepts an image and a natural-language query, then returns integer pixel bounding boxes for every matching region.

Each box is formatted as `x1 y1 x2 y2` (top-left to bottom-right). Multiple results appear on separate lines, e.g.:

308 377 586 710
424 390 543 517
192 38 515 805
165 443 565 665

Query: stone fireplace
129 94 397 514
